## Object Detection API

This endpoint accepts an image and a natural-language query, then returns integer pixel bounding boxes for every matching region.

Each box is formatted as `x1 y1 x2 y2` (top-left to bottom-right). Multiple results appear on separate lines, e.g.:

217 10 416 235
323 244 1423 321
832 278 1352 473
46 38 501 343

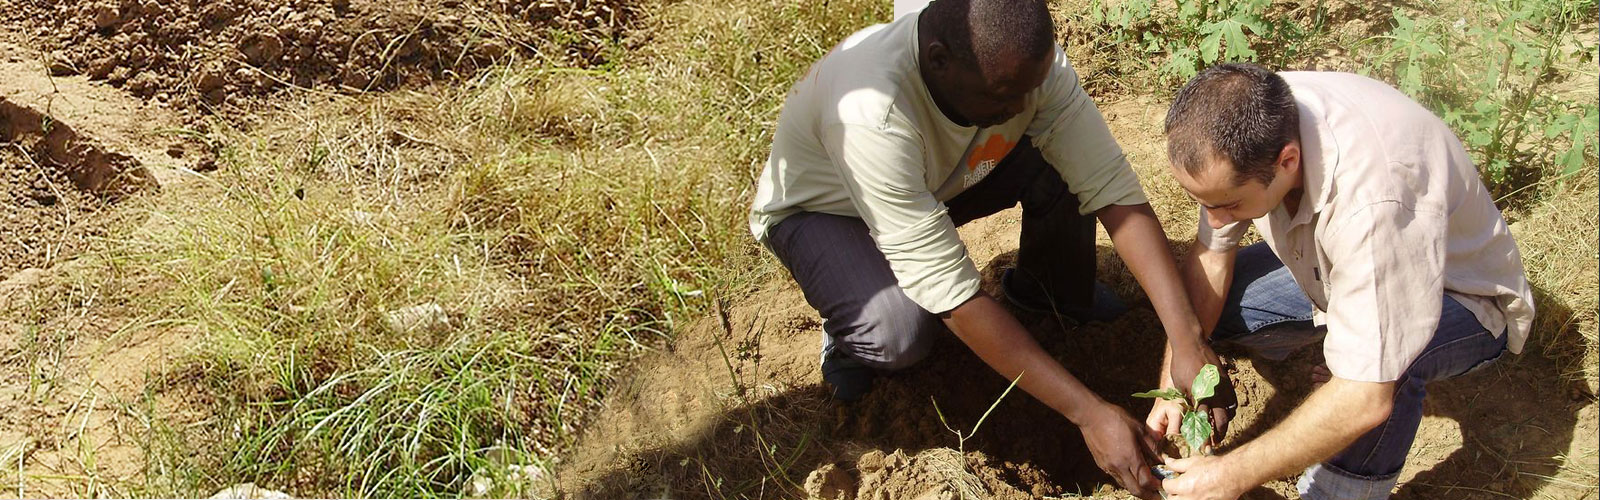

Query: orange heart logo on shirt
967 134 1017 171
963 134 1016 188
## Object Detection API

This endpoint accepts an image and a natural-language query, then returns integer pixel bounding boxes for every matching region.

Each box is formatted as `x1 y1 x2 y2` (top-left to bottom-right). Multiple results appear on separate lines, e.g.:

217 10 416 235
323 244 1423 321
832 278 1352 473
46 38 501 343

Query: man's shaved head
924 0 1055 77
916 0 1056 127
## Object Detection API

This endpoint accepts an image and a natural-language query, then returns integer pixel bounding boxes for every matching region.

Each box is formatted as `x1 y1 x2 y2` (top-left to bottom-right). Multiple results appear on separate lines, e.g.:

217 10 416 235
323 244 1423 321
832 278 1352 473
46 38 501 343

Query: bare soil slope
0 41 201 499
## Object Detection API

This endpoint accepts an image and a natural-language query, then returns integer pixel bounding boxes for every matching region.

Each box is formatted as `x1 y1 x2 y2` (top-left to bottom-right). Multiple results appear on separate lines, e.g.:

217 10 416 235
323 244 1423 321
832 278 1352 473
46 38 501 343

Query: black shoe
821 348 876 402
1001 268 1127 323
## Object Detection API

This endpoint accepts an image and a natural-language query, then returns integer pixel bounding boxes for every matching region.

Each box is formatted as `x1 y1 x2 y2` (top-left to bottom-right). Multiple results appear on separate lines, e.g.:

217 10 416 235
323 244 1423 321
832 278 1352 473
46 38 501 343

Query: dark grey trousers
766 138 1098 371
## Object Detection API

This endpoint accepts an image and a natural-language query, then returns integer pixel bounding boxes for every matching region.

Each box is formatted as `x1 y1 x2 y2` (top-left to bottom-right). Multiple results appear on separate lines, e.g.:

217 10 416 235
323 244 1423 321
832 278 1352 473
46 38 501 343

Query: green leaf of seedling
1191 364 1220 404
1132 388 1185 401
1467 129 1493 149
1176 0 1200 21
1544 113 1576 138
1182 410 1213 453
1142 32 1162 53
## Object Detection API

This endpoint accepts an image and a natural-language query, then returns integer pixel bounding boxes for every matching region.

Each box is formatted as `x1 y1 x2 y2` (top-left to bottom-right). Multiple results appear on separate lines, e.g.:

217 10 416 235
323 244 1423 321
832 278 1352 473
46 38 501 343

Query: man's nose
1206 209 1232 229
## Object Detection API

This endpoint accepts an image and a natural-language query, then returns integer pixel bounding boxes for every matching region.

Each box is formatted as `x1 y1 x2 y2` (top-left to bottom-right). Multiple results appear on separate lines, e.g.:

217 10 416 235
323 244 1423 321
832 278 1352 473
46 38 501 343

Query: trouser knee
827 290 941 371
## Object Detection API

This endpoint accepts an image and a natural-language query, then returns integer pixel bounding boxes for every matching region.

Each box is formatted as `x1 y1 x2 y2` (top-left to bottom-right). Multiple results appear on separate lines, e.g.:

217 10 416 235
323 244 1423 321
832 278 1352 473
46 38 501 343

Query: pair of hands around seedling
1083 362 1240 499
1139 363 1235 455
1139 364 1239 492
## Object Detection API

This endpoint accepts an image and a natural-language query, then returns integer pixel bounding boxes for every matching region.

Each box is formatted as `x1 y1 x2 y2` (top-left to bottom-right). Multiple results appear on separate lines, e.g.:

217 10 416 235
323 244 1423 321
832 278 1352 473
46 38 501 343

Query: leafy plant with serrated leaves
1133 364 1221 456
1086 0 1297 87
1362 0 1598 202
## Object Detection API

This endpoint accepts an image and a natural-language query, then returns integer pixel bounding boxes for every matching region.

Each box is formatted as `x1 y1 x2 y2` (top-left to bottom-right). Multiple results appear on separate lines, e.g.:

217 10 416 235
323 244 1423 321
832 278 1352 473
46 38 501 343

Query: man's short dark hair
1164 63 1299 186
924 0 1055 72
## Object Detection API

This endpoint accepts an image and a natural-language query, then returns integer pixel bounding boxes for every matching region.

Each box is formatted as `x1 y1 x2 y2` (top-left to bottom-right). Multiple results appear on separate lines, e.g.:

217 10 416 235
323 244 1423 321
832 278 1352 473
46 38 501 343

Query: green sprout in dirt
1133 363 1221 456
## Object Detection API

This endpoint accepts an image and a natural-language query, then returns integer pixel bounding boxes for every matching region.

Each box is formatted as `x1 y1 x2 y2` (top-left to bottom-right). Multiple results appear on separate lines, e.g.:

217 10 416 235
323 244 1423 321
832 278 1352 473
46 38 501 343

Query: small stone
195 70 228 92
48 58 78 76
93 5 121 29
465 473 492 497
240 34 285 65
88 57 119 79
384 303 452 334
107 66 133 84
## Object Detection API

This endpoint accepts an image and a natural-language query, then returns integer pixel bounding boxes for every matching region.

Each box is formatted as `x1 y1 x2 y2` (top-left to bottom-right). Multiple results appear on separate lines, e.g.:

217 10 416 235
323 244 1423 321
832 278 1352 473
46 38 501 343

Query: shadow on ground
563 248 1588 499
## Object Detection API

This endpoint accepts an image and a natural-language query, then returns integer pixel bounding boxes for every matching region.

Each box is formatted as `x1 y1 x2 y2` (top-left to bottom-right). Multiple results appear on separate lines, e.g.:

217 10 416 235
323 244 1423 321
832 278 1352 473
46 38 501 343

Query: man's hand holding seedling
1148 342 1236 450
1135 364 1223 455
1156 376 1397 500
1135 364 1246 499
1155 454 1249 500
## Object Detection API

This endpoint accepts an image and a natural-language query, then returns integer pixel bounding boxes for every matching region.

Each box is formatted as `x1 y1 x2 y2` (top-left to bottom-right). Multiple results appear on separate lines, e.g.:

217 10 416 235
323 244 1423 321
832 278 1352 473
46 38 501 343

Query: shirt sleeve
1320 200 1447 382
1195 207 1248 250
1025 47 1148 214
823 122 981 314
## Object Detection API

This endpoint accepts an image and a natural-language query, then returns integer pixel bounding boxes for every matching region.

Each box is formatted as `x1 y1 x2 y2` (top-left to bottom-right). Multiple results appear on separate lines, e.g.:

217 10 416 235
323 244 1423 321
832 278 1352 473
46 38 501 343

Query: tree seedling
1133 363 1221 456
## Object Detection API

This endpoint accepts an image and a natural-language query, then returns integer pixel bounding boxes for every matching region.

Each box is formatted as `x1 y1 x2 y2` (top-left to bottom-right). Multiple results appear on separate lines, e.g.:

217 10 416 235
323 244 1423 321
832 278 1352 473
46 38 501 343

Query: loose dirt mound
0 95 154 278
3 0 633 110
0 148 103 278
805 449 1035 500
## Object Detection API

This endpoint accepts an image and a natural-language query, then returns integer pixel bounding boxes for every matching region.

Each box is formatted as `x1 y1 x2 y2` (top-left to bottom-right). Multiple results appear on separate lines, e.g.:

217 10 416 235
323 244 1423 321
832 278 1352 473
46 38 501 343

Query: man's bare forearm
1098 203 1204 348
942 292 1107 424
1217 377 1395 486
1182 240 1236 338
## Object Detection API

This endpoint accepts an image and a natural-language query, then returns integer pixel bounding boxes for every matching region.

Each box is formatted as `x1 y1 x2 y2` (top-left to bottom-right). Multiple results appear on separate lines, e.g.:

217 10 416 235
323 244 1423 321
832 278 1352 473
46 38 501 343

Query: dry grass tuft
1508 174 1599 395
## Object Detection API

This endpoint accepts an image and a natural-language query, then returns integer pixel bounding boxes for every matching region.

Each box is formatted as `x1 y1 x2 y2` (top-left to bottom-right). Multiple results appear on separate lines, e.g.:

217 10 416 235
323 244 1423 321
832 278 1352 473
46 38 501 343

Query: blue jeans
1211 243 1508 500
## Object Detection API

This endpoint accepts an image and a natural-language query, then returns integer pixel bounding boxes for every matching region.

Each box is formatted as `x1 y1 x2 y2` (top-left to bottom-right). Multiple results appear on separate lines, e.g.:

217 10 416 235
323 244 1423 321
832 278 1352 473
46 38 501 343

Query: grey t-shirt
749 13 1146 314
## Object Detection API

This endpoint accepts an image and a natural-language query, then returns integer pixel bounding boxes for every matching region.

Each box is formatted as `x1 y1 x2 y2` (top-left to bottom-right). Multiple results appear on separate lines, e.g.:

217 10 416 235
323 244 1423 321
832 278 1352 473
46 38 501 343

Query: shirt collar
1288 90 1339 228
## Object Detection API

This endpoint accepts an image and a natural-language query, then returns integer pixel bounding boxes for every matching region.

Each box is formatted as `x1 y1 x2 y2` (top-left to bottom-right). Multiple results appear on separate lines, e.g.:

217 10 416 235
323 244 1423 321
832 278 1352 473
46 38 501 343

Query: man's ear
1276 141 1301 177
924 40 951 74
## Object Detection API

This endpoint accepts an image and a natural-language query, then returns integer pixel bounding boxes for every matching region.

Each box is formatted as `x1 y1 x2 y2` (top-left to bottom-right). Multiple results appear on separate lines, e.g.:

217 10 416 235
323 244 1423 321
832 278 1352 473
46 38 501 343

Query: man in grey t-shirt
751 1 1232 496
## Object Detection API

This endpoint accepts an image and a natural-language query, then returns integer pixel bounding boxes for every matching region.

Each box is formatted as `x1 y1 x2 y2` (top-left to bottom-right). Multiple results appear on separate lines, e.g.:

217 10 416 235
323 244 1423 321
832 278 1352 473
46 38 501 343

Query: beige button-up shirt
1199 72 1535 383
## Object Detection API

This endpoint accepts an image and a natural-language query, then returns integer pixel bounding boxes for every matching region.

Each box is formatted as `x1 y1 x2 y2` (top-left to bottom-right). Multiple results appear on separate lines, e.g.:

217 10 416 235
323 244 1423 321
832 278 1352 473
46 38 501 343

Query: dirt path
0 39 206 498
554 97 1600 499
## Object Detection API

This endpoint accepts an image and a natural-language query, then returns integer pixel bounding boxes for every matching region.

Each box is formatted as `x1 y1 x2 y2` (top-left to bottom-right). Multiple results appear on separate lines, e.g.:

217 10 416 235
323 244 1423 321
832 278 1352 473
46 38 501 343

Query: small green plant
1133 364 1221 456
933 372 1022 454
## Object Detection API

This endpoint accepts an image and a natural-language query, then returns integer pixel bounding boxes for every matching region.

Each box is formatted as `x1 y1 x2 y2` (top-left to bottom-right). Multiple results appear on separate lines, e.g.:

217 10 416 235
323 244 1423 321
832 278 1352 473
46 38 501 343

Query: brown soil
553 97 1600 499
0 147 104 278
0 41 200 498
0 93 154 279
1 0 634 112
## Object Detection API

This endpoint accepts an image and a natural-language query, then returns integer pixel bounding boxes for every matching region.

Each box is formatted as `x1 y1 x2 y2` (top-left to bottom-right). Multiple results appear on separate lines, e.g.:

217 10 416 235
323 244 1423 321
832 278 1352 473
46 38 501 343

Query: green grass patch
53 0 891 496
